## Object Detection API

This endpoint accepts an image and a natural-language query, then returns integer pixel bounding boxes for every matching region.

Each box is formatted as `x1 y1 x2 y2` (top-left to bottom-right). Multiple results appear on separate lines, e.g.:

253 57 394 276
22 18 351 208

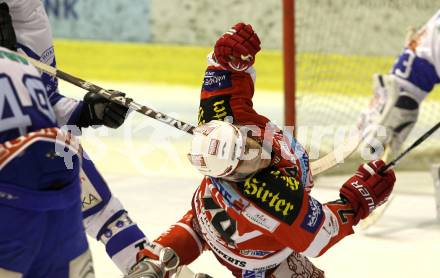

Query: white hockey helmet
188 120 245 177
188 120 271 179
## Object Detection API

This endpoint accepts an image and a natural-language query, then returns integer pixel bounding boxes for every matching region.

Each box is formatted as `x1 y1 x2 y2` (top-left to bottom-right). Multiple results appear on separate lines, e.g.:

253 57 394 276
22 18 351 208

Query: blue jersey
0 46 88 277
0 49 57 142
8 0 84 126
3 1 147 274
0 47 80 193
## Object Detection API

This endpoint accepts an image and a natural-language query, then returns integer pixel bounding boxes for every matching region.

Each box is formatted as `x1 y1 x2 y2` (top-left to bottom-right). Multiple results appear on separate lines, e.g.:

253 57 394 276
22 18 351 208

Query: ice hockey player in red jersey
127 23 397 278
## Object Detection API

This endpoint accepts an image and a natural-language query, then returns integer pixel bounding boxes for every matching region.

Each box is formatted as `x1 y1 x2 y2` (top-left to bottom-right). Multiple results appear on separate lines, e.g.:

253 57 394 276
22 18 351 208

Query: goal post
282 0 295 130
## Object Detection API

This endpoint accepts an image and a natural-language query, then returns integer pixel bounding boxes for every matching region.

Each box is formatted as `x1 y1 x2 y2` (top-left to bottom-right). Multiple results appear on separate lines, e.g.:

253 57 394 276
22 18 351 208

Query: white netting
295 0 440 173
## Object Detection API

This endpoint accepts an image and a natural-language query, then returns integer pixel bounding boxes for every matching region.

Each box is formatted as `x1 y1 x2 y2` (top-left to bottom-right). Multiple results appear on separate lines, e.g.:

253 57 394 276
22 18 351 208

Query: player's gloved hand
339 160 396 225
0 2 17 51
125 247 179 278
78 90 129 128
358 74 421 160
213 22 261 72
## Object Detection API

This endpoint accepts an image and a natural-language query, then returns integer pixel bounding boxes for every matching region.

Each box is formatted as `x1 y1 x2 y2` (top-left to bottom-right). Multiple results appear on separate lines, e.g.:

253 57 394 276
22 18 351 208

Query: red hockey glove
339 160 396 225
214 22 261 72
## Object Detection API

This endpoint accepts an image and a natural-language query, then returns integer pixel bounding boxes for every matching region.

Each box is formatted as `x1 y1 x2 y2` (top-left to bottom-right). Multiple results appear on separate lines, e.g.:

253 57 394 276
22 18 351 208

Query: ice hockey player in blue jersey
359 9 440 159
357 9 440 223
0 45 94 277
0 0 151 274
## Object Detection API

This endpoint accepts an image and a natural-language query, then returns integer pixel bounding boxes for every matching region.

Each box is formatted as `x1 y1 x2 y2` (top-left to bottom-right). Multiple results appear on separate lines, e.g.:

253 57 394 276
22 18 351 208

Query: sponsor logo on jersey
210 178 249 213
80 173 103 212
211 244 247 267
203 70 232 92
240 167 303 224
243 270 266 278
251 262 279 272
240 249 273 258
328 209 340 235
242 205 280 232
40 47 55 65
81 193 100 211
289 136 311 187
199 94 234 125
319 207 339 237
300 196 324 233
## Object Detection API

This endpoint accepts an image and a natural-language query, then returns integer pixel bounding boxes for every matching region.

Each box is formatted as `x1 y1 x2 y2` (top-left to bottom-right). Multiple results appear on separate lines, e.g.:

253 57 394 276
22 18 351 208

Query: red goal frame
283 0 295 131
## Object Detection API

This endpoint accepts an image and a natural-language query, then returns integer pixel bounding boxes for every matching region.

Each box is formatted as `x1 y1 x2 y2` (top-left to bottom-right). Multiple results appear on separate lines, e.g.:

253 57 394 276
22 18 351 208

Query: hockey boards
17 51 360 176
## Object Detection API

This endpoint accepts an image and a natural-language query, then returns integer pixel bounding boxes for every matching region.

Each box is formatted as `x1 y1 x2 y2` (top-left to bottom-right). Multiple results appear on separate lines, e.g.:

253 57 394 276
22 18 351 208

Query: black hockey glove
0 2 17 50
78 90 129 128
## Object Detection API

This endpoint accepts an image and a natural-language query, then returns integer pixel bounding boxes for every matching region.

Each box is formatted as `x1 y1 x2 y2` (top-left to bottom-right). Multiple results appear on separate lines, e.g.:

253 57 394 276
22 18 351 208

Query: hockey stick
310 130 362 175
360 121 440 231
359 145 393 231
380 121 440 172
18 52 359 175
15 52 196 135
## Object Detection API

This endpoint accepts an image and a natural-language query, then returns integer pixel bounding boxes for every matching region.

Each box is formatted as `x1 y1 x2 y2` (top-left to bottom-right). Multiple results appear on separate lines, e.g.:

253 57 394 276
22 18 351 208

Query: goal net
294 0 440 173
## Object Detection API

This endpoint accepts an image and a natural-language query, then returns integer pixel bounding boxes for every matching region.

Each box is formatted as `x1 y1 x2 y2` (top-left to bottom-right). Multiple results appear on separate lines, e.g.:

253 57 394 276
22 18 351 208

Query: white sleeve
414 10 440 78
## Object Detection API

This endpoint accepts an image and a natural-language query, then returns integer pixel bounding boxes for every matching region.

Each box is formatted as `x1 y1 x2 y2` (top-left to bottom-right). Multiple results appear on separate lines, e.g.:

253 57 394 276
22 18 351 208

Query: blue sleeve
392 48 440 93
17 43 83 126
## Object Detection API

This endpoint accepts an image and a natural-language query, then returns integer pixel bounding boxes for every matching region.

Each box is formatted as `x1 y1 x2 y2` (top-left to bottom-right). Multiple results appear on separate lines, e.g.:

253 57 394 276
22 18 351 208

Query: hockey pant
0 179 93 278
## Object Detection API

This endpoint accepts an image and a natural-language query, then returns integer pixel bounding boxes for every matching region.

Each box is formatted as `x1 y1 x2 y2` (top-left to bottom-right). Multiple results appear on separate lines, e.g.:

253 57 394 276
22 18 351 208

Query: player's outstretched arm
251 160 396 258
300 160 395 257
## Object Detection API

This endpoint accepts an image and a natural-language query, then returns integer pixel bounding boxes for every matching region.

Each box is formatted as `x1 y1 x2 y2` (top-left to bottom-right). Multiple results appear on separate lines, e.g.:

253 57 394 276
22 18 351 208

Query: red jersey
191 55 358 274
